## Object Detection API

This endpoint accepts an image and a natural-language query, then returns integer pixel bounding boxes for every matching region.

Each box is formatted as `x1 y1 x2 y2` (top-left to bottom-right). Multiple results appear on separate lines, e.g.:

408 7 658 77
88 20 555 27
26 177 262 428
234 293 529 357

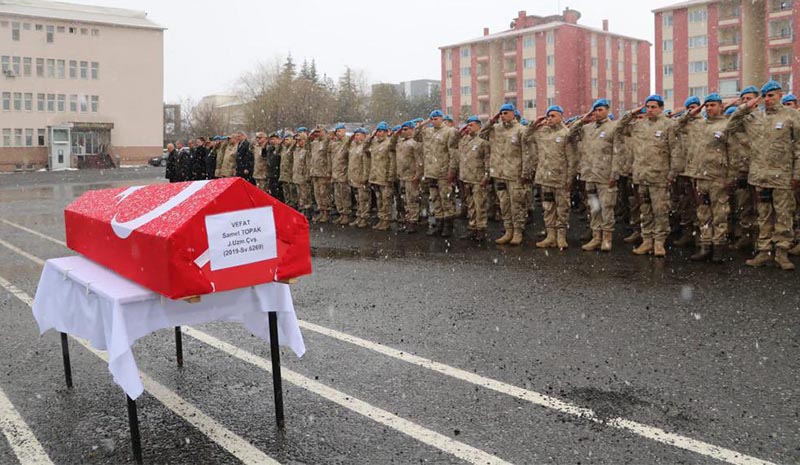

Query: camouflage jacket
308 137 331 178
619 112 681 186
347 140 371 187
291 144 311 184
414 125 458 179
278 145 293 183
480 119 532 181
251 143 268 180
678 114 732 182
367 135 396 186
567 118 617 184
457 132 491 184
330 135 351 183
395 135 423 181
528 123 577 188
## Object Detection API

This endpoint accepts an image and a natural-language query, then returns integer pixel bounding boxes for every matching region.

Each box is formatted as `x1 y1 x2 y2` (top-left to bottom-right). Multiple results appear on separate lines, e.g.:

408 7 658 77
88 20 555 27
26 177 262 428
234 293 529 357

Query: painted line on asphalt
0 234 512 465
0 274 281 465
182 326 512 465
0 220 66 247
0 383 54 465
1 221 783 465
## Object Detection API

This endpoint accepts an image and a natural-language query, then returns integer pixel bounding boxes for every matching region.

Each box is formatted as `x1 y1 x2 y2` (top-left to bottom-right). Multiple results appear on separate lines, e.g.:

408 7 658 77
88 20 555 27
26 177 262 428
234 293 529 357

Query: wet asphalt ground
0 167 798 465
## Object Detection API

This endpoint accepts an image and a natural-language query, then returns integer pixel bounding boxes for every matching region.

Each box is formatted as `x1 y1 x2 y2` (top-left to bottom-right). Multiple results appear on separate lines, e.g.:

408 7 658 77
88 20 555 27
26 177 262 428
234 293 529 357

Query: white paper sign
204 206 277 271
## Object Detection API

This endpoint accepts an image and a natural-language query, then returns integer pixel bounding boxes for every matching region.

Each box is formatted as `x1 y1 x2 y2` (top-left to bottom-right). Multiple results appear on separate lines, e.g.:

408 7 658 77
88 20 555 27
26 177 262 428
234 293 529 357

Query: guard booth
49 125 72 171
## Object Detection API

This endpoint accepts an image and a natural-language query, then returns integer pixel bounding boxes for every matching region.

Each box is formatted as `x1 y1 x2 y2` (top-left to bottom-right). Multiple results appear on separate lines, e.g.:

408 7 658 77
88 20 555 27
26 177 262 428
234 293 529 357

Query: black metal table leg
174 326 183 367
127 395 143 464
60 332 73 389
267 311 284 428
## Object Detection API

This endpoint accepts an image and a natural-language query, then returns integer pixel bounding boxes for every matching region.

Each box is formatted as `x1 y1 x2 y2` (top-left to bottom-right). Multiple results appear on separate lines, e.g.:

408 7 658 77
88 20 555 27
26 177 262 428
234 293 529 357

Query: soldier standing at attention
251 131 269 192
395 121 424 233
567 98 618 252
367 122 396 231
728 86 760 251
618 95 681 258
730 81 800 270
527 105 577 250
672 96 702 247
457 116 491 241
329 123 353 225
279 134 296 208
347 128 372 228
480 103 532 245
291 132 313 220
415 110 459 238
308 126 332 223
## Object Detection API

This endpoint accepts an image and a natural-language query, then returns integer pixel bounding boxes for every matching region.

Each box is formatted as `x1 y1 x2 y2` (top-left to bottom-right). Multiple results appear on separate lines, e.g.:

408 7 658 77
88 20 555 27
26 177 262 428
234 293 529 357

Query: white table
33 255 305 463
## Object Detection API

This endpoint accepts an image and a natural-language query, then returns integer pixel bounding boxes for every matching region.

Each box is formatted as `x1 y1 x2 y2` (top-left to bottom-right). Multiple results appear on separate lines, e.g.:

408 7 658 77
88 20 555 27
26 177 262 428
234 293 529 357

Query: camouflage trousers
281 182 297 207
372 183 394 222
312 177 332 213
694 179 730 246
333 182 352 217
496 180 531 230
540 185 569 229
399 180 420 224
585 182 617 233
638 184 671 241
754 187 796 251
255 178 268 193
617 176 640 231
463 182 488 230
672 176 697 230
731 177 756 238
352 185 371 220
295 181 313 210
428 178 456 220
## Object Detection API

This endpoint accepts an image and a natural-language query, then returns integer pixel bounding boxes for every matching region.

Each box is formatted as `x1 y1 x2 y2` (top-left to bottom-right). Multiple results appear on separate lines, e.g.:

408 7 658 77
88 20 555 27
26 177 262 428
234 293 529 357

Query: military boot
426 221 443 236
556 229 569 250
600 231 613 252
774 248 796 270
348 217 361 227
623 230 641 244
745 251 772 267
495 229 513 245
317 211 330 224
581 231 602 252
474 229 487 242
536 229 558 248
440 219 454 238
673 227 694 247
405 222 417 234
731 234 754 251
372 220 390 231
653 240 666 257
789 242 800 256
632 238 653 255
690 244 712 262
356 218 369 228
579 228 593 242
509 228 524 246
710 244 726 264
459 229 477 240
339 215 352 226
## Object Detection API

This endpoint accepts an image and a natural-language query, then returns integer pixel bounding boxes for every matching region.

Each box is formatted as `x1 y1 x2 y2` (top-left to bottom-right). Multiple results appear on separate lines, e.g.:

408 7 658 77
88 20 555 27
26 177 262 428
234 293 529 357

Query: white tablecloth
32 256 305 400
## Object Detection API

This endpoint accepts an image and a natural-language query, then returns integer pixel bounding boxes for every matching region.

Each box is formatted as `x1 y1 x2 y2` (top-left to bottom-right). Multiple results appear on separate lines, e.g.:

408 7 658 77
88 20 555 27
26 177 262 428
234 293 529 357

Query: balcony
770 0 793 13
719 63 740 73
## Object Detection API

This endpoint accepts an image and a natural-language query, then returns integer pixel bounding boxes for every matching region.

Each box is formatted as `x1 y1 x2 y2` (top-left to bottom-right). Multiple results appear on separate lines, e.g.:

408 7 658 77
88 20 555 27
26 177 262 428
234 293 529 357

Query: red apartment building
439 8 651 121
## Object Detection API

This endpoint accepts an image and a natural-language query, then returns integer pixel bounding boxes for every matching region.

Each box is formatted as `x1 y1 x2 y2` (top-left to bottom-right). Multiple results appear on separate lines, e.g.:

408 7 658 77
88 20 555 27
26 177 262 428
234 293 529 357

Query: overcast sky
78 0 680 102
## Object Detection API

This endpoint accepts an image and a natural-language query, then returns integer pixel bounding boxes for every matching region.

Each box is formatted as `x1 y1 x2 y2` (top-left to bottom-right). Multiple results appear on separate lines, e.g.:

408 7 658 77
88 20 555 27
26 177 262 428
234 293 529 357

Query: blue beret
376 121 390 131
761 80 782 96
513 109 521 117
608 113 615 120
401 121 415 129
645 94 664 105
297 127 308 133
640 107 647 114
334 123 346 130
724 106 737 116
782 94 797 104
546 105 564 115
704 93 722 103
353 128 367 135
740 86 759 97
520 118 529 126
392 125 402 132
211 136 219 141
466 115 482 124
592 98 610 110
429 110 444 118
684 96 701 107
444 115 453 122
499 103 516 112
412 117 424 123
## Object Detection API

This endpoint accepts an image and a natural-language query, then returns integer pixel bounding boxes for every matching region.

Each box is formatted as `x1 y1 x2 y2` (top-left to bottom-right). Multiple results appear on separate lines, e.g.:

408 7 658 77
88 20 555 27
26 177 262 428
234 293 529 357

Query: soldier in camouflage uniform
729 81 800 270
279 134 297 208
215 136 237 178
527 105 577 250
347 128 372 228
728 87 759 251
367 122 396 231
328 123 352 225
618 95 681 258
480 103 533 246
672 96 702 247
615 110 644 244
456 116 491 241
308 126 332 223
395 121 424 233
568 99 618 252
291 132 313 219
415 110 459 238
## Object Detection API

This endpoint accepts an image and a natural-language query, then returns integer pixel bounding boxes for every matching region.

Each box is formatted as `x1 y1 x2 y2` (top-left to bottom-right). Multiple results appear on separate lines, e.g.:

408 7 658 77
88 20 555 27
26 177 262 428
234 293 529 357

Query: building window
547 76 555 86
688 8 708 23
524 79 536 88
46 25 54 43
91 61 99 79
2 129 10 146
606 59 611 70
36 58 44 77
14 128 23 146
25 128 33 146
524 99 535 109
546 31 554 44
547 97 556 106
34 24 42 31
664 89 674 100
11 22 19 41
91 95 99 112
523 58 535 69
446 88 452 97
12 56 20 74
688 35 708 48
719 79 740 96
70 94 77 112
591 57 598 67
80 61 88 79
0 55 8 72
23 57 31 76
619 82 625 91
689 60 708 73
689 86 708 98
37 129 45 146
460 67 470 77
68 26 76 34
47 93 55 112
523 36 534 48
23 93 32 111
46 58 55 77
57 59 65 78
80 95 88 112
546 55 554 66
460 47 470 58
632 82 638 93
607 80 612 90
91 28 100 36
633 63 637 74
591 78 598 88
80 27 88 35
1 92 9 111
57 94 65 112
663 64 674 76
13 92 21 111
36 93 44 111
69 60 76 78
461 86 471 95
446 70 452 79
663 14 673 27
663 39 673 52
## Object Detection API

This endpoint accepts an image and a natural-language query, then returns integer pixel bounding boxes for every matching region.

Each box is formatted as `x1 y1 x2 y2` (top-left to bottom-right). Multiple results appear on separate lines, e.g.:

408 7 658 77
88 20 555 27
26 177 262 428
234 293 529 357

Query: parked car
148 150 168 167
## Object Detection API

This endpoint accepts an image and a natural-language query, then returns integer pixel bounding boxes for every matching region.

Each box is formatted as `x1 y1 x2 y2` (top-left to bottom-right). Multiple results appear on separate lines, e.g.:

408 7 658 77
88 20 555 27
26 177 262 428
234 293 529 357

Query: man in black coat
234 131 254 184
165 143 180 182
265 133 283 200
189 136 208 180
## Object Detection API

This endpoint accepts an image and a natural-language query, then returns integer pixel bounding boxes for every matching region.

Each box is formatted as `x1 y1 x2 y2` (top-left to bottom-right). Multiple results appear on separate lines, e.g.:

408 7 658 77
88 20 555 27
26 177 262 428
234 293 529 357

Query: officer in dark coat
165 143 180 182
234 131 254 184
266 133 283 200
189 137 208 180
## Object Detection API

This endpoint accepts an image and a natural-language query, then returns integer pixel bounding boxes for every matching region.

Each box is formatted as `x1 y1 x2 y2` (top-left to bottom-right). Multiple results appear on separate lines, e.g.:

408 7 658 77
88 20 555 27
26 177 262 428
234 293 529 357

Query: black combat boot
440 219 454 238
690 244 712 262
710 244 725 264
426 221 442 236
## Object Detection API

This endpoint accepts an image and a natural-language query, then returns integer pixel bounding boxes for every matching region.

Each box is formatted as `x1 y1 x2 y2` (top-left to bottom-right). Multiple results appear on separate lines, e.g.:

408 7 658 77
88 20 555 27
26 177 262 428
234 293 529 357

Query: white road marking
0 275 280 465
1 221 784 465
0 220 67 246
0 382 54 465
183 326 512 465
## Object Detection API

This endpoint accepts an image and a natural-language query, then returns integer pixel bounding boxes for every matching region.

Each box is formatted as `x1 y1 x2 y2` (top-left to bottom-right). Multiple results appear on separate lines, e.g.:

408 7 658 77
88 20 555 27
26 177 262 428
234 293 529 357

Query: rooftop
0 0 163 30
652 0 716 13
